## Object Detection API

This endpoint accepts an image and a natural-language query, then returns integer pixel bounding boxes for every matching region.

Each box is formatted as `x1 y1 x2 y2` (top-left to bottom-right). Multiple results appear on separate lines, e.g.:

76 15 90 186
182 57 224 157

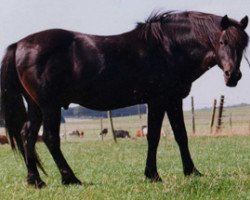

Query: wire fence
1 98 249 142
57 104 250 142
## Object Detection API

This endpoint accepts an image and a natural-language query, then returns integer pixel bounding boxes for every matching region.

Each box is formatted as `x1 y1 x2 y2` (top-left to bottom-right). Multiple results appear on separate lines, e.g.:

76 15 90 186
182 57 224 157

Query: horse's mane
136 11 172 42
136 11 248 50
136 11 221 46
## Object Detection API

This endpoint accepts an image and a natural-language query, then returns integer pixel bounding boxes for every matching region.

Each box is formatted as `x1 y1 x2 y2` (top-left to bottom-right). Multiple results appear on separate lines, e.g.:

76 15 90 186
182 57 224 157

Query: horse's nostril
224 71 231 78
237 71 242 80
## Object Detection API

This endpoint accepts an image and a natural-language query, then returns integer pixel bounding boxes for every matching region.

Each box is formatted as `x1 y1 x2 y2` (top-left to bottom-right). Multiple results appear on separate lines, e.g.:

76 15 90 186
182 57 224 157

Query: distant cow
0 135 8 144
136 125 166 138
142 125 148 136
114 130 130 138
136 130 144 137
136 125 147 137
69 130 84 138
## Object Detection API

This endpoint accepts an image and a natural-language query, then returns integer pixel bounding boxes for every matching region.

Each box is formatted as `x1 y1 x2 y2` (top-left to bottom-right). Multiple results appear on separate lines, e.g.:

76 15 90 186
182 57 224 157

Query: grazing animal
142 125 148 136
136 126 147 137
69 130 80 136
100 128 108 137
0 11 248 188
136 126 165 137
69 130 84 138
0 135 8 144
79 131 84 138
136 130 144 137
114 130 131 138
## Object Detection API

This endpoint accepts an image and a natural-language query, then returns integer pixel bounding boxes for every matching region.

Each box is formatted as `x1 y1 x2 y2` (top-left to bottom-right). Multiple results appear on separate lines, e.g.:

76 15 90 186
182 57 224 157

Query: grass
0 135 249 199
0 105 249 199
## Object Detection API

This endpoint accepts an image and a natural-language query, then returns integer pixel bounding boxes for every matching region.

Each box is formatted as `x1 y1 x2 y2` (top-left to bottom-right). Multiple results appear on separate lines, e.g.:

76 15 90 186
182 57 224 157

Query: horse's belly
73 86 146 111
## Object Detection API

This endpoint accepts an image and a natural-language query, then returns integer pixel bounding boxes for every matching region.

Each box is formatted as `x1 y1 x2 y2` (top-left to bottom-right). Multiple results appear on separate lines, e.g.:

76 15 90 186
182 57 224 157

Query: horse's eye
219 40 228 46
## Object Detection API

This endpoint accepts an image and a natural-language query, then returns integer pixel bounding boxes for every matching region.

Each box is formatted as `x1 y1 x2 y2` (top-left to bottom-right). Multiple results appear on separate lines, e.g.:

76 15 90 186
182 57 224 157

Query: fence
184 104 250 135
1 96 249 142
57 102 250 141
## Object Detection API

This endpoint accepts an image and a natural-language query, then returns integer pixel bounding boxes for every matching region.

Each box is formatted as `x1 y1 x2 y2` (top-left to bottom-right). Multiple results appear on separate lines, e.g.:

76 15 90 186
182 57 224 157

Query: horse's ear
221 15 230 30
240 16 248 29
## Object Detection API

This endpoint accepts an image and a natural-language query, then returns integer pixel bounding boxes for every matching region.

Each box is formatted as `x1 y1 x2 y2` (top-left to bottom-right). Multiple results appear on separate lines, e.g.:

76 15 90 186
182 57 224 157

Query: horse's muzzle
225 70 242 87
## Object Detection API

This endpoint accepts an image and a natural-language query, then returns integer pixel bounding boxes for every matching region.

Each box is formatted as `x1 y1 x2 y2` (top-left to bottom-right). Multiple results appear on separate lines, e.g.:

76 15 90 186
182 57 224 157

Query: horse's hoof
145 171 162 182
149 175 163 182
27 178 46 189
193 168 203 176
35 180 47 189
62 176 82 185
185 167 203 177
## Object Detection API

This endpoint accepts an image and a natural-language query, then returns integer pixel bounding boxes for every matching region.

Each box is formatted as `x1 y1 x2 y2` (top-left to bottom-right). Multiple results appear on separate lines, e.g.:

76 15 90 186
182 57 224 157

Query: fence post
229 113 232 133
100 117 104 140
137 104 142 119
63 122 67 142
210 99 217 134
108 110 117 142
191 96 196 134
216 95 225 133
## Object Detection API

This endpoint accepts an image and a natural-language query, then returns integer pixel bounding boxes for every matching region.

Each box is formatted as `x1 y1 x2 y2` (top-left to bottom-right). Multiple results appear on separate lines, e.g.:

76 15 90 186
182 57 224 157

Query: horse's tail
1 43 26 153
0 43 46 175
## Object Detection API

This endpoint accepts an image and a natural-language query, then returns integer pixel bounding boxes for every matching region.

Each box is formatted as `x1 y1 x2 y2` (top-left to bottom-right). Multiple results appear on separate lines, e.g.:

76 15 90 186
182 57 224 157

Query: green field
0 106 250 199
0 135 249 200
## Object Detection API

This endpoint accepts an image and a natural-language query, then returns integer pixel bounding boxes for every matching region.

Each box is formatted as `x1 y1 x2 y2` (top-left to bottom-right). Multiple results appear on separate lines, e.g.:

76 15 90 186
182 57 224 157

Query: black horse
1 11 249 188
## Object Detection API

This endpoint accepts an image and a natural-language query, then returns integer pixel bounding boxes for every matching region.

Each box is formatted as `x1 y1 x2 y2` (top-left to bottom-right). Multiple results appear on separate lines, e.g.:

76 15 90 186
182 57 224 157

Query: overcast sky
0 0 249 110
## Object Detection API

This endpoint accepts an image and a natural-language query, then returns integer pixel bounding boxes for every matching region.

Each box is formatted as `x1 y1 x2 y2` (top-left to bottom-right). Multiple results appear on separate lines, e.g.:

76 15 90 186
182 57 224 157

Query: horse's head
216 15 249 87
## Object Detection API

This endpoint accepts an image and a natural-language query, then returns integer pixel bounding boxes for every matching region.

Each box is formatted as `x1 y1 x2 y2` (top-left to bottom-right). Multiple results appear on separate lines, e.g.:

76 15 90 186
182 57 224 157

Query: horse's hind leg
42 106 81 185
144 102 165 182
21 102 46 188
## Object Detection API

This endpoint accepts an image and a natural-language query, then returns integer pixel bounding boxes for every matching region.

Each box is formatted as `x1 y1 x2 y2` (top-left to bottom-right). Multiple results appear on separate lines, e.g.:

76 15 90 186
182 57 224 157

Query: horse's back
16 29 75 65
18 29 75 47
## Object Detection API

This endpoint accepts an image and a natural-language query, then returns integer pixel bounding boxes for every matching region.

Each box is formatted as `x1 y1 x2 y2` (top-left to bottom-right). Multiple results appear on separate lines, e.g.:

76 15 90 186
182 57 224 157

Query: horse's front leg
166 98 202 176
144 102 165 182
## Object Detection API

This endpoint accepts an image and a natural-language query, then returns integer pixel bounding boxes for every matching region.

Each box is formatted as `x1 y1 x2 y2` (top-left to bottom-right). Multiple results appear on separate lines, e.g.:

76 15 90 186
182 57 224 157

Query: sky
0 0 249 110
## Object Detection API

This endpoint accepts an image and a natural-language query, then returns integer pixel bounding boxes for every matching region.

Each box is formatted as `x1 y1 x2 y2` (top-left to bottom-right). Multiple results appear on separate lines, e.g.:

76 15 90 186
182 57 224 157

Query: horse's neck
201 51 217 70
175 44 217 84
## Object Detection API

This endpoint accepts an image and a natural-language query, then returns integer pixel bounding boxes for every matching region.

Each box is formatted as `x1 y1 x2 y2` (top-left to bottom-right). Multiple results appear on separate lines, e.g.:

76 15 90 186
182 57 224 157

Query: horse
1 11 248 188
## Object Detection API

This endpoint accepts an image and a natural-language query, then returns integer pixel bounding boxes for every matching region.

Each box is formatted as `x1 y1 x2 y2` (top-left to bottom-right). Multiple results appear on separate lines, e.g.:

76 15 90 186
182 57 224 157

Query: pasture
0 136 249 199
0 105 250 199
